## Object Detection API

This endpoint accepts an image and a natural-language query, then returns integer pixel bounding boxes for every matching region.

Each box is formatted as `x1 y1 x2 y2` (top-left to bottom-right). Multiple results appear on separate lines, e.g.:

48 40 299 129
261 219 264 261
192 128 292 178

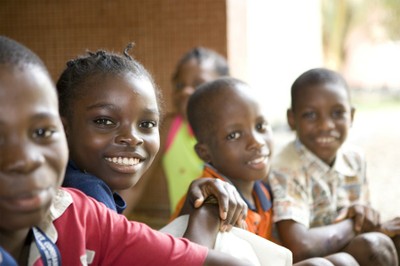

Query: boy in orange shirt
172 77 274 239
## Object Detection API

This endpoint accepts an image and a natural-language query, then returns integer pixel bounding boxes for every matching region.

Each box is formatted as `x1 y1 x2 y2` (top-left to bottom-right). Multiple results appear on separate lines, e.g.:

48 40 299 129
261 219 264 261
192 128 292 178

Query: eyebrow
86 102 119 111
86 102 159 116
0 112 60 125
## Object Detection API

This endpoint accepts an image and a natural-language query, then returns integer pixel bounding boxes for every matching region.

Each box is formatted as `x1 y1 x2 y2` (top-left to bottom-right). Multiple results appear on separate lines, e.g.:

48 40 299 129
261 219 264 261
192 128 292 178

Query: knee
352 232 398 266
324 252 358 266
293 257 334 266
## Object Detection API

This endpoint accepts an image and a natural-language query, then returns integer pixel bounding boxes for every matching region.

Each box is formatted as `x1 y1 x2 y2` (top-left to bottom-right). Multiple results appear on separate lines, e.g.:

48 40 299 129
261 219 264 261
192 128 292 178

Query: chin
1 210 47 231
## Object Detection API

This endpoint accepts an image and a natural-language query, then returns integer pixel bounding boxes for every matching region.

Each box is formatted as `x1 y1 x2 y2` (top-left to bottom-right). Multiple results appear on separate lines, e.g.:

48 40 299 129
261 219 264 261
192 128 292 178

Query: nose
1 142 44 174
115 126 144 146
247 131 265 151
318 115 335 131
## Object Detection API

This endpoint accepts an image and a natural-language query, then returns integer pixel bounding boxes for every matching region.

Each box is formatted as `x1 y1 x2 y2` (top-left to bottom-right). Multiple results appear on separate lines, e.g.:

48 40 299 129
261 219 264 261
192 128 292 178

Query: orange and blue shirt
172 163 274 240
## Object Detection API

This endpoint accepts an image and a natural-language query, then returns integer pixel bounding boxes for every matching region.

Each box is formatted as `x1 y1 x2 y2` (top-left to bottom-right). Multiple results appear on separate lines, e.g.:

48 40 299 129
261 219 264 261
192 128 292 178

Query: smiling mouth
247 154 270 166
316 136 337 144
105 157 141 166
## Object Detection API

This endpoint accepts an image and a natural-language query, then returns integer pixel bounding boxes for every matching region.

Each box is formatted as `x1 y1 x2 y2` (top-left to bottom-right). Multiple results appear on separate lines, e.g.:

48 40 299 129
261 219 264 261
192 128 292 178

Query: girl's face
0 66 68 231
288 82 354 166
64 73 160 191
198 87 273 188
172 58 220 119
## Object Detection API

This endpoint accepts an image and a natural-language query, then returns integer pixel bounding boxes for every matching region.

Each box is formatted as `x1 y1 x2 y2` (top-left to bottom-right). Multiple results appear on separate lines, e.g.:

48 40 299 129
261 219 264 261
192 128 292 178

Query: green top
162 116 203 212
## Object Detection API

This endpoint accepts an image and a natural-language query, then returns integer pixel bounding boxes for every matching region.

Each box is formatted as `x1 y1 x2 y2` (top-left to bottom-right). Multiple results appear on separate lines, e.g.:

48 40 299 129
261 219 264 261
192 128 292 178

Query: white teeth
105 157 140 166
316 137 335 144
249 156 266 165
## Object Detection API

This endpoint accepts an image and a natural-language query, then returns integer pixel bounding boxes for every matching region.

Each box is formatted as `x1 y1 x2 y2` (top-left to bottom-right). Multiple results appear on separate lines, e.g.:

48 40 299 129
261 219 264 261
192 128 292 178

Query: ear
60 116 70 138
194 143 212 163
350 106 356 126
287 108 296 131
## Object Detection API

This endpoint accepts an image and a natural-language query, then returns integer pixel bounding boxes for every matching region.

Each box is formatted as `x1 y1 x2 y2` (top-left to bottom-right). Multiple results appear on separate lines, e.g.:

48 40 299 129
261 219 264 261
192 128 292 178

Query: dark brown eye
140 121 157 129
226 132 240 140
93 118 114 125
33 128 56 138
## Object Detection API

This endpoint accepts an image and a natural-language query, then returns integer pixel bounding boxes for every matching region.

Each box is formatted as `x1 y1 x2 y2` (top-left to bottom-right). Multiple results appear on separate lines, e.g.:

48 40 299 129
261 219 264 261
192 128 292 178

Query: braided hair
56 43 162 119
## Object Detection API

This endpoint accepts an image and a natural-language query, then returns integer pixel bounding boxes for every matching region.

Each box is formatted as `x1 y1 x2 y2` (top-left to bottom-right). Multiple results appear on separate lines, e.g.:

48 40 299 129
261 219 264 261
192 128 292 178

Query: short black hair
56 43 163 120
187 77 247 143
291 68 349 110
172 47 230 85
0 35 47 73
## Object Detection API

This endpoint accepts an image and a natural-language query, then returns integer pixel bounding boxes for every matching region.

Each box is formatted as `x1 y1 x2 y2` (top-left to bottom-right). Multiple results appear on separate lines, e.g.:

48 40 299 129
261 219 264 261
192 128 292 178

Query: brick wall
0 0 228 112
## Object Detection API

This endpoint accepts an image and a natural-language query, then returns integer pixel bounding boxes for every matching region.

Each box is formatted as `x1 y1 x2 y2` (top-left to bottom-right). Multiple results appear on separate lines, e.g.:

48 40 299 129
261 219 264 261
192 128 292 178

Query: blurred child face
173 58 220 119
197 86 273 185
0 66 68 231
288 82 355 166
64 73 160 191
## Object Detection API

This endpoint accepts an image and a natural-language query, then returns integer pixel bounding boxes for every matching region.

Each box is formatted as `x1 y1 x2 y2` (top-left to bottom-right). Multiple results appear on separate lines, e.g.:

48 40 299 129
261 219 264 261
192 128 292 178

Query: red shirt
31 188 208 265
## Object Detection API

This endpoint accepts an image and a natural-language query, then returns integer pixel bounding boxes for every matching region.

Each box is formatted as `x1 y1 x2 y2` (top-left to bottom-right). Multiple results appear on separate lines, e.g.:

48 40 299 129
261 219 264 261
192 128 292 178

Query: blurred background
1 0 399 225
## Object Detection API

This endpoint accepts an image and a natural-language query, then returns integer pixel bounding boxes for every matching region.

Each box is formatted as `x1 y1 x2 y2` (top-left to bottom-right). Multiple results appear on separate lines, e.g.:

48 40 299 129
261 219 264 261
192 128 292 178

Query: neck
230 179 255 205
0 228 32 265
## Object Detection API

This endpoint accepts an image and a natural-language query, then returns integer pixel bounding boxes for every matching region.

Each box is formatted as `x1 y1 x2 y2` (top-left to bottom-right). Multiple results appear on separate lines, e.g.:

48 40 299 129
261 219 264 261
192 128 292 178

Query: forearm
307 219 356 255
278 219 356 262
183 203 220 248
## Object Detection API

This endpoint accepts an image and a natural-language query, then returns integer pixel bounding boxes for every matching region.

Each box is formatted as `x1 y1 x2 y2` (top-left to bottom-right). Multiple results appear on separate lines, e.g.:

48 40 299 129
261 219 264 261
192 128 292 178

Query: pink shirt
29 188 208 265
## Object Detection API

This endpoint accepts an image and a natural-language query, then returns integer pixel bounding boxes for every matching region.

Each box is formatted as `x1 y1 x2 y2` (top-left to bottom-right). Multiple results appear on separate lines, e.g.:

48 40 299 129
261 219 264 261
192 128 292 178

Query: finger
221 183 240 228
202 178 230 221
235 206 248 229
353 205 365 233
188 180 206 209
334 208 349 223
231 188 247 226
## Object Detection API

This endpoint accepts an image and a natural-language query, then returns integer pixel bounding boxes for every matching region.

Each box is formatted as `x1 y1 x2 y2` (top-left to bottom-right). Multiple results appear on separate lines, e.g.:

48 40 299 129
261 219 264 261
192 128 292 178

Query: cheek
144 134 160 157
50 143 69 186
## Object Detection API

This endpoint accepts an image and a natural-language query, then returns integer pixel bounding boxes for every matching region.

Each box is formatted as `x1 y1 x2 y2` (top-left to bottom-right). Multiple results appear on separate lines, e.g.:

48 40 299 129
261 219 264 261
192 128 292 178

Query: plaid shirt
268 139 369 228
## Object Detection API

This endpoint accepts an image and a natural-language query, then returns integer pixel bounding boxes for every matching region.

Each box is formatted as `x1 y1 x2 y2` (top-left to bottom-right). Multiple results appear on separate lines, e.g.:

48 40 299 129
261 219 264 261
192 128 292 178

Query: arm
180 178 247 231
183 200 252 266
277 219 356 262
379 217 400 237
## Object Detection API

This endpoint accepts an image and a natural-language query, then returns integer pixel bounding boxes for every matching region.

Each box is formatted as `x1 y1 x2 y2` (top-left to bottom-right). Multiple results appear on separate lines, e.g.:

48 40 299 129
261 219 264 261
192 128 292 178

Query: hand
379 217 400 237
186 178 247 232
335 204 380 234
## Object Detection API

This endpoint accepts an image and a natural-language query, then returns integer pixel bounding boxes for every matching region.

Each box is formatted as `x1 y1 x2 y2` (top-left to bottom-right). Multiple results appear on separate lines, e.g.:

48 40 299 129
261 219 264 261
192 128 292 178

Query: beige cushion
160 215 292 266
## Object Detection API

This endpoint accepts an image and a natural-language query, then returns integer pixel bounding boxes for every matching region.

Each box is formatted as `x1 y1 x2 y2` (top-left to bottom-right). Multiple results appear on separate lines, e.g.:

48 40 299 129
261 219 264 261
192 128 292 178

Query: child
171 77 347 266
268 67 400 265
122 47 230 215
173 77 274 239
0 35 253 265
165 47 230 211
56 45 246 229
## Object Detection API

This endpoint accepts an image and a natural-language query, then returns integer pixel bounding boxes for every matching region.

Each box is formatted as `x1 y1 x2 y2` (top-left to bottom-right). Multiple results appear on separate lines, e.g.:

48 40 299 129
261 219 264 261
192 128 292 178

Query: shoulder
271 140 302 171
340 142 366 162
336 143 367 175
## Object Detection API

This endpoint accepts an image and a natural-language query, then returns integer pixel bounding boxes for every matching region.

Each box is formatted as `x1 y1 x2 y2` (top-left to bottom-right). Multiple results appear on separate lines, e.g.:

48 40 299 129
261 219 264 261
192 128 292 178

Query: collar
28 188 72 265
295 138 358 177
66 160 126 214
